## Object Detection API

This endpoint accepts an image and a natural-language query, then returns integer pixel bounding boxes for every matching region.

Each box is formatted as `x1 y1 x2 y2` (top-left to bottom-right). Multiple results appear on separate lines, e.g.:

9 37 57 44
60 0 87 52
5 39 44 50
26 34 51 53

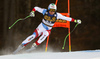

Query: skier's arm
30 6 46 17
57 13 81 24
57 13 75 22
32 6 44 13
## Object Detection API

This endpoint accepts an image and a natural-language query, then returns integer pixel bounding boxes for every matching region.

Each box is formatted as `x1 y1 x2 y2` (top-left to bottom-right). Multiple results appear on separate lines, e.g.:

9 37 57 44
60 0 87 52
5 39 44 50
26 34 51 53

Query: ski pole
62 23 79 49
9 15 30 29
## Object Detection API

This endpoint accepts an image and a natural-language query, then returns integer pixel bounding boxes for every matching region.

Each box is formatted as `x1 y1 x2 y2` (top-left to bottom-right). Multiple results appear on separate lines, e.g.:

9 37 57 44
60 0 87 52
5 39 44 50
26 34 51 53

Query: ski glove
74 19 81 24
30 11 35 17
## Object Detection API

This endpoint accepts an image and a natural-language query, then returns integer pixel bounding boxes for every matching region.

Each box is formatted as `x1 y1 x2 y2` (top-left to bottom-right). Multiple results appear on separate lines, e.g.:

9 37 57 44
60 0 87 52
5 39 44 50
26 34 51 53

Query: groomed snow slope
0 50 100 59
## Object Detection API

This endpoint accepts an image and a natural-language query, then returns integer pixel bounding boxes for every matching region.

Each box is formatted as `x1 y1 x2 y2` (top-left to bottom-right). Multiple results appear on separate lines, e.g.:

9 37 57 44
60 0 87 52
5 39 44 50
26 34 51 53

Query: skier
13 3 81 54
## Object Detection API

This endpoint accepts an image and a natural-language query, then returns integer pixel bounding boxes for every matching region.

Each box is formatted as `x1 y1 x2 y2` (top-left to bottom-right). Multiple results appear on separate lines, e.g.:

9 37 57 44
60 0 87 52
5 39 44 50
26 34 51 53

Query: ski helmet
48 3 57 12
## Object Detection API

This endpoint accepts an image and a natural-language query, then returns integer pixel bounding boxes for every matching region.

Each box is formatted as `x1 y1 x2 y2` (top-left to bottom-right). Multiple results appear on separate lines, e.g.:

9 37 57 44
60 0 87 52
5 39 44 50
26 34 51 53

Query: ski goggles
49 9 56 12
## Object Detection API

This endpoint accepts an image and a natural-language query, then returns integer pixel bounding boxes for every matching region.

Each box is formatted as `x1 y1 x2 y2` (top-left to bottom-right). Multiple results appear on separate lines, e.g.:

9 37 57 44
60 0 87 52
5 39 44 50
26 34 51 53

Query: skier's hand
30 11 35 17
74 19 81 24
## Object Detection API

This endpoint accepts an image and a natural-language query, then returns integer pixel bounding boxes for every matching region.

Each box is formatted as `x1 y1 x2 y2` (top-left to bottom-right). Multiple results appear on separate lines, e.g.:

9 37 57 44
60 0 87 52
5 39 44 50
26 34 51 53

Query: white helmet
48 3 57 11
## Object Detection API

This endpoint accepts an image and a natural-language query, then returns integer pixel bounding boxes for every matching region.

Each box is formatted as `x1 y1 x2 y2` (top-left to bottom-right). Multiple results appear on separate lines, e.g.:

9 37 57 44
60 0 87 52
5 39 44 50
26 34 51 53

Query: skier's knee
43 31 49 36
33 29 39 38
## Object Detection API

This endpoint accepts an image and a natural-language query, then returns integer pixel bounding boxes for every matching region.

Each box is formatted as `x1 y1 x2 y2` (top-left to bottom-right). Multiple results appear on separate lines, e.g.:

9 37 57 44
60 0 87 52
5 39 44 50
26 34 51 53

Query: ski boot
13 44 25 54
25 43 37 52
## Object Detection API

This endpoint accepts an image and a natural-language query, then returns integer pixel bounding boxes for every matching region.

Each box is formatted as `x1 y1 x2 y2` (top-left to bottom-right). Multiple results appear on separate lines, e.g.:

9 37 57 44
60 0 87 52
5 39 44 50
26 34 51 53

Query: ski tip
62 47 64 49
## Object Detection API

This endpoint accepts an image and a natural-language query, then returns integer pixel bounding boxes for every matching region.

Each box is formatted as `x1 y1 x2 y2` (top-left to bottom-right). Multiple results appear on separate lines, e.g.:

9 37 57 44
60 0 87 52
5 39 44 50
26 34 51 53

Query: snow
0 50 100 59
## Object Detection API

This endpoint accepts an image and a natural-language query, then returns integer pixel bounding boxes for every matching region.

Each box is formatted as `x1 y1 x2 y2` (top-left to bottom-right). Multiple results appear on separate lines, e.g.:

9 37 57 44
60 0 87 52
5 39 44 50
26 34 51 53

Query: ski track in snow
0 50 100 59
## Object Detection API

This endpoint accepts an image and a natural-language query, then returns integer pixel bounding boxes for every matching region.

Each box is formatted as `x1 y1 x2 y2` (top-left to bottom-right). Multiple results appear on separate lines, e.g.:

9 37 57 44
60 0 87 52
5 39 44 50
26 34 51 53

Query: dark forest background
0 0 100 55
